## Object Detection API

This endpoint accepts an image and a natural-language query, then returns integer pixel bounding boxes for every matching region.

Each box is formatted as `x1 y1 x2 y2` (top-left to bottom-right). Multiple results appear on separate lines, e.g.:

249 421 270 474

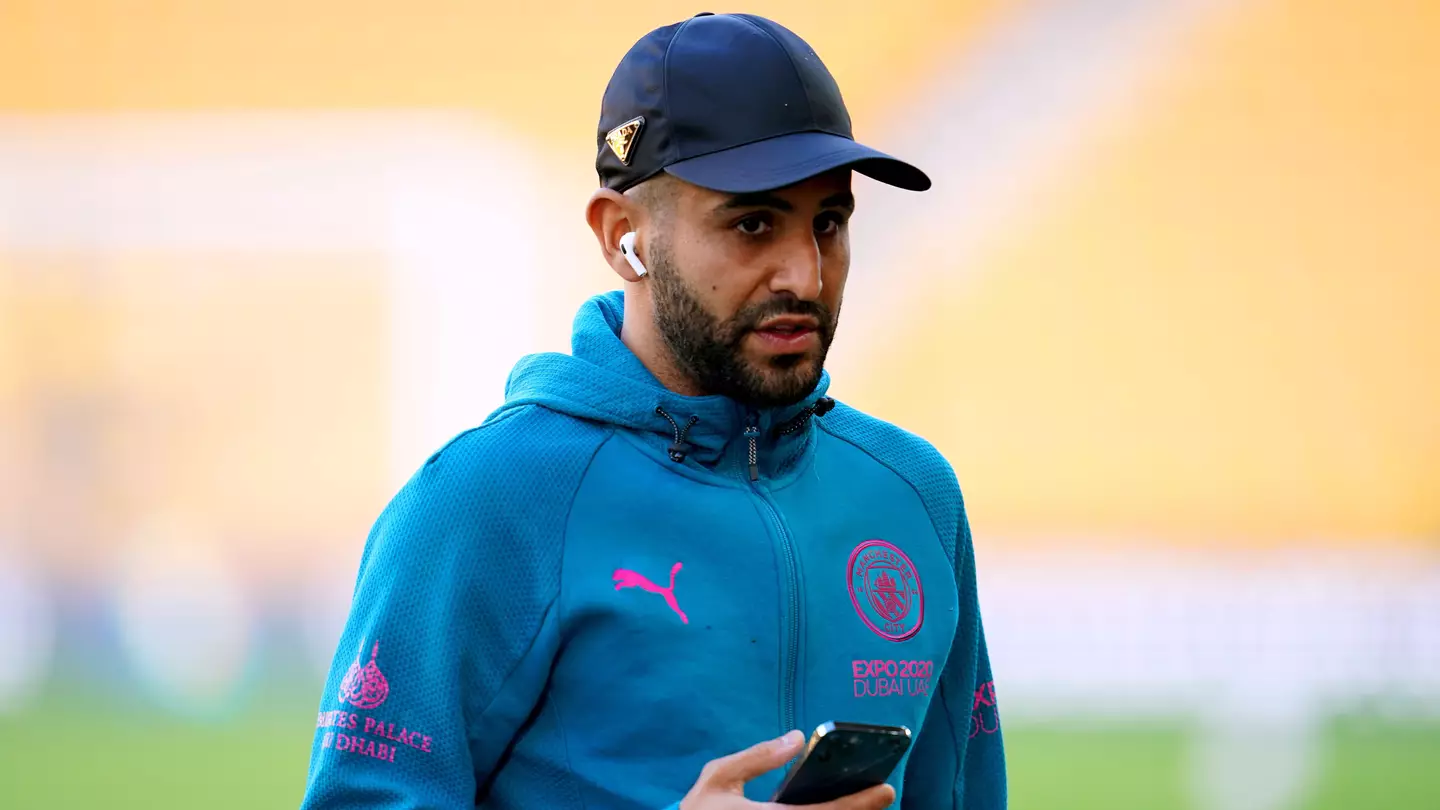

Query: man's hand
678 730 896 810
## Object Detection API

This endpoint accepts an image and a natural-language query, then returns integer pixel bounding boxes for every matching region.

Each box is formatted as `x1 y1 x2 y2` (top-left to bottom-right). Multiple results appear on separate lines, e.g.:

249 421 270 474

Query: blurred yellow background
0 1 1436 808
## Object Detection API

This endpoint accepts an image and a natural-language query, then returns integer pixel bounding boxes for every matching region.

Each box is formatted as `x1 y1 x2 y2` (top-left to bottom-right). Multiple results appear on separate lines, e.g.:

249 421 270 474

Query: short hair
625 172 679 222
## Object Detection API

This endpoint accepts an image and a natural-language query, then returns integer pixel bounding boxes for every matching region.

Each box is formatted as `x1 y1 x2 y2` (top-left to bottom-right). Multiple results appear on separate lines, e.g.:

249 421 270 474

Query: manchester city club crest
847 540 924 641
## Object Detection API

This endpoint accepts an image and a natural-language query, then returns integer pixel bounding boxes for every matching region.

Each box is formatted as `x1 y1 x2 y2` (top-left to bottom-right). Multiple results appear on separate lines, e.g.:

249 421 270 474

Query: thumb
701 730 805 790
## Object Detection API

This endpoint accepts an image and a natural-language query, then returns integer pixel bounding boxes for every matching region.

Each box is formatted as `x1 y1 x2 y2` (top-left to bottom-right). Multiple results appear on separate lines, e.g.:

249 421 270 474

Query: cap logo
605 116 645 165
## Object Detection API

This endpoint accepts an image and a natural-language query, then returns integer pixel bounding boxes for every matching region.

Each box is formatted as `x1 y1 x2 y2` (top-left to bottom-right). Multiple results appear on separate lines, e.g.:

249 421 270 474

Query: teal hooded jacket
300 291 1005 808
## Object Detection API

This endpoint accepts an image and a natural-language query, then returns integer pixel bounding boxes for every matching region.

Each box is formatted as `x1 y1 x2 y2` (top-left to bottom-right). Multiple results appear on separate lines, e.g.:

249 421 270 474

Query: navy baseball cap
595 12 931 194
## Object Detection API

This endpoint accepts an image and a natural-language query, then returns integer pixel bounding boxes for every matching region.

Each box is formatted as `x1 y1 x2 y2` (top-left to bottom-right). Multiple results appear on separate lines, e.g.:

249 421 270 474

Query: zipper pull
744 415 760 481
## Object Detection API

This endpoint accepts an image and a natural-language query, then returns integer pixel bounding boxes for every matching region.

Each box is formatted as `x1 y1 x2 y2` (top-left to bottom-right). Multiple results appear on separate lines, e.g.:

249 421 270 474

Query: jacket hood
501 291 832 469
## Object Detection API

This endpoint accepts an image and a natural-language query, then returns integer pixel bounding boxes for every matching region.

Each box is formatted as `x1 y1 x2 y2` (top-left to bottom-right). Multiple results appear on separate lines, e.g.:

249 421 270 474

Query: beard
646 236 837 409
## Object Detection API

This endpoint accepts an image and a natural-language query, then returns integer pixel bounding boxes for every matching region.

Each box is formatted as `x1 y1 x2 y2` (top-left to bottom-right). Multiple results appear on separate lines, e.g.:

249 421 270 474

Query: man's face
645 169 853 409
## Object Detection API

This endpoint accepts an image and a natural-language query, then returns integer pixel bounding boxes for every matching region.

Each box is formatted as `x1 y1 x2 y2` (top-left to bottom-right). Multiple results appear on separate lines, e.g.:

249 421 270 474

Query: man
301 12 1004 810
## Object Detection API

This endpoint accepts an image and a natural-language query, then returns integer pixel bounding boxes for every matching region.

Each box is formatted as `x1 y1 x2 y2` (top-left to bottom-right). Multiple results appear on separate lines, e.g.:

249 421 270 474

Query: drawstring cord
655 406 700 463
657 397 835 477
773 397 835 438
753 397 835 481
745 419 761 481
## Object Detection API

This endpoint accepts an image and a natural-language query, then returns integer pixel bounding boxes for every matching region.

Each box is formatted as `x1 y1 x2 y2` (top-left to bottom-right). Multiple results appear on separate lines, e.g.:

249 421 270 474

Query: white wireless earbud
619 231 648 278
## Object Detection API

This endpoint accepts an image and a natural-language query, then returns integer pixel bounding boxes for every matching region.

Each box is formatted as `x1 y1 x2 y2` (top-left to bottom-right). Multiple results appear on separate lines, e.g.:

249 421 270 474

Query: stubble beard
646 236 837 409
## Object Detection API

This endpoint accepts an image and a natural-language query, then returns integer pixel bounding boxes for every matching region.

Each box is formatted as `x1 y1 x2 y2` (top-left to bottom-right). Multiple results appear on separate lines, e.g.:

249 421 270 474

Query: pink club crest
339 640 391 710
848 540 924 641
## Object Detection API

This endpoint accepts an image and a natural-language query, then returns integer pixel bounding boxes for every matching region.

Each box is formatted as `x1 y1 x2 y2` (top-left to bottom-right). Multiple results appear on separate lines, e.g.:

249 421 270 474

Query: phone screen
771 722 912 805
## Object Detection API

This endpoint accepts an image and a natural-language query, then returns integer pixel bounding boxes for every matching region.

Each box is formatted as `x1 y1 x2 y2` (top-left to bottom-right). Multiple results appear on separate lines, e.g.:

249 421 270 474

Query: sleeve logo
319 638 434 765
971 680 1000 738
339 640 390 710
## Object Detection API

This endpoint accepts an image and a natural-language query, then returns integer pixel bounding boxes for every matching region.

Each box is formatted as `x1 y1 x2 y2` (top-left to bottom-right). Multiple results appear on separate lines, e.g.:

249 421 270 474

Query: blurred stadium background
1 0 1437 808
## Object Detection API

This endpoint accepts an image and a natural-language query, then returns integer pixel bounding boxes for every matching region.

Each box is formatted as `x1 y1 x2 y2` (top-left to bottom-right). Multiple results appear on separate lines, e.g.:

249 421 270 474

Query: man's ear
586 189 646 283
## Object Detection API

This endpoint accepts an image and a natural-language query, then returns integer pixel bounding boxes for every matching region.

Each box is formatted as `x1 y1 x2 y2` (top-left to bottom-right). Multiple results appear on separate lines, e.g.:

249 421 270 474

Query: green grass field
2 687 1437 809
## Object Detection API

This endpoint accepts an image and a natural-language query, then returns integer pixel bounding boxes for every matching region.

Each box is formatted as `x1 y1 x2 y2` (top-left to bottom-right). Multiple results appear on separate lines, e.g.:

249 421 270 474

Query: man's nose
767 233 823 301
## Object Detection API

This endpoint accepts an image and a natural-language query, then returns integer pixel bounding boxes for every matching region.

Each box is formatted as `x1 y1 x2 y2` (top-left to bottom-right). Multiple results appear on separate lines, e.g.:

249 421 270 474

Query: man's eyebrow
716 192 794 213
713 190 856 214
820 191 856 211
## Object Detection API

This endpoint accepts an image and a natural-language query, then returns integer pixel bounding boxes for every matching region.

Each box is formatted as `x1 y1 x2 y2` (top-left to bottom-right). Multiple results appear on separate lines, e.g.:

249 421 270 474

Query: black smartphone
770 721 912 805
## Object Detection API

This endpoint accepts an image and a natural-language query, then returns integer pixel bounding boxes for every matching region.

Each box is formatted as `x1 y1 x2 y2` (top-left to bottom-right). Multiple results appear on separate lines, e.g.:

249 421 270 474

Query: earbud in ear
619 231 648 278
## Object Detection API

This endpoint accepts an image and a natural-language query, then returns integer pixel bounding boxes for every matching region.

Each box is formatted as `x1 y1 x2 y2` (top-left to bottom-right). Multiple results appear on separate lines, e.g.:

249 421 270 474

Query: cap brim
663 131 931 193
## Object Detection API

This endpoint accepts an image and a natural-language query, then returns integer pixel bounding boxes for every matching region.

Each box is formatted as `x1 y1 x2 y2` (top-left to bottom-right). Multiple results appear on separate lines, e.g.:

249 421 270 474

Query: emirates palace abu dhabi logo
319 639 435 765
339 640 390 710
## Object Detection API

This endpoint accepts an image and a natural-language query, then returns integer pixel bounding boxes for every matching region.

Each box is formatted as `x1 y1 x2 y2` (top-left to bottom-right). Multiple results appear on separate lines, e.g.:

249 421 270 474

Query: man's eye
815 212 847 235
735 215 772 236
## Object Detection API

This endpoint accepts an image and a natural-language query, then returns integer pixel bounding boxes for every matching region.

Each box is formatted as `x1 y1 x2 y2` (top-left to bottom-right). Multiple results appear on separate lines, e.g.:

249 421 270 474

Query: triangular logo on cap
606 116 645 165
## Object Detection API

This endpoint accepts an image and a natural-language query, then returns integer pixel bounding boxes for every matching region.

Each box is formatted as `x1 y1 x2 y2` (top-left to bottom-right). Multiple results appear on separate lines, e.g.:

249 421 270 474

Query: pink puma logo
613 562 689 624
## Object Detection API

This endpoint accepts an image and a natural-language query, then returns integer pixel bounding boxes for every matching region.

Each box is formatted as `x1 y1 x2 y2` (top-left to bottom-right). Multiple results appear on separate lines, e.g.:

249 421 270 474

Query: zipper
746 411 800 739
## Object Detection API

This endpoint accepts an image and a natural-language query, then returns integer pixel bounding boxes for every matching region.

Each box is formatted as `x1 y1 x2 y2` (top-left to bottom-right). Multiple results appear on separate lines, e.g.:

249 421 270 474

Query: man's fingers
817 783 897 810
698 730 805 789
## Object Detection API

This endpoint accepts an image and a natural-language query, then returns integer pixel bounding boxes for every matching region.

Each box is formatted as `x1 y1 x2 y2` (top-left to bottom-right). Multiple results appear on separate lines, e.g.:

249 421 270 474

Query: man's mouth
752 316 821 349
755 315 820 333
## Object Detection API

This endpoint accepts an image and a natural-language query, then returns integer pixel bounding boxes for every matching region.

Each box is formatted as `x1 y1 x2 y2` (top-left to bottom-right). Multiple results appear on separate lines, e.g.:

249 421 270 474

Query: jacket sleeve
902 499 1007 809
300 433 565 809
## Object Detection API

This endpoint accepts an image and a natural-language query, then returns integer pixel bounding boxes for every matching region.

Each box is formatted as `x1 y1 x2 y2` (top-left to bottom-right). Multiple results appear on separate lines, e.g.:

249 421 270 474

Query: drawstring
745 418 761 482
655 406 700 463
752 397 836 481
772 397 835 439
656 397 835 477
